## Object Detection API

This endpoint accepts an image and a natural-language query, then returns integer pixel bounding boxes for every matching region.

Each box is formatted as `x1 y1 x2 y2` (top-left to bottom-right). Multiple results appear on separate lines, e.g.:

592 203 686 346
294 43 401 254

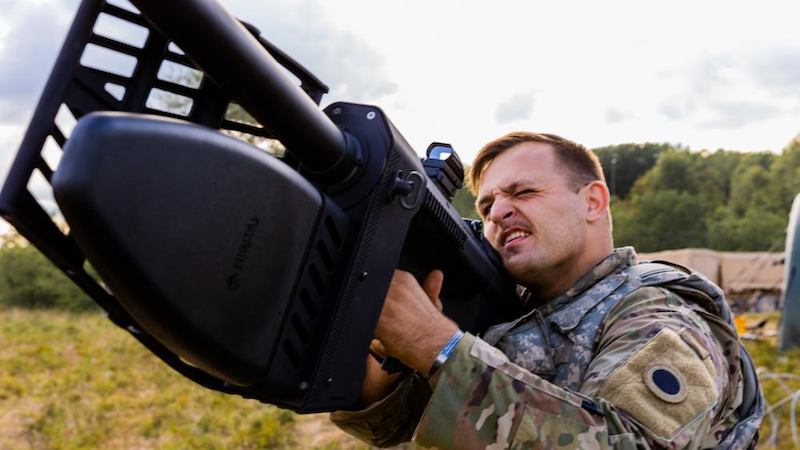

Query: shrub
0 233 97 312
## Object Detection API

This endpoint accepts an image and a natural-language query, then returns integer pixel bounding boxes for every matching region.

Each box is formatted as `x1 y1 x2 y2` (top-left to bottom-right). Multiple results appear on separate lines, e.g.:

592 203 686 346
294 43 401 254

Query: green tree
693 150 745 211
0 232 96 311
707 205 787 251
593 143 673 199
633 149 701 195
702 143 793 251
612 189 708 251
611 149 710 251
768 137 800 212
222 103 287 157
728 164 773 216
452 186 479 220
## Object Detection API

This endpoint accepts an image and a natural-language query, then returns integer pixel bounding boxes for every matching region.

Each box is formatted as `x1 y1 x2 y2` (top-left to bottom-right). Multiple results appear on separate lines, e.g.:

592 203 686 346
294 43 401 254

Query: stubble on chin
502 252 543 286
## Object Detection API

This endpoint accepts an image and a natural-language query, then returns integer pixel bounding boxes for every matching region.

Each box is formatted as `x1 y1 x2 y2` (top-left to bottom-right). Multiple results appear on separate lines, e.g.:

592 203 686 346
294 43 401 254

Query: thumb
370 339 387 358
422 270 444 311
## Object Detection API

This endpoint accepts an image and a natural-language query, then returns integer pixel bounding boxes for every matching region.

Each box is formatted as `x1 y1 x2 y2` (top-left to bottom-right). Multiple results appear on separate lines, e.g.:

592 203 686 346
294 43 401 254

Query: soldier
331 132 763 449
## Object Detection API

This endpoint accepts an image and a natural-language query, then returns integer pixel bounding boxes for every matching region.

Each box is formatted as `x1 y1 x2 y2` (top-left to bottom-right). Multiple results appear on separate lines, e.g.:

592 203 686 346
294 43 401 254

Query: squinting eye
482 205 492 216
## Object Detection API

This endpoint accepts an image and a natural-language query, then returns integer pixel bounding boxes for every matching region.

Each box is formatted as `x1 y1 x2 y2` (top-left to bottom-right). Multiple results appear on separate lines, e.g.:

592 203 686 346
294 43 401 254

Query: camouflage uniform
332 247 763 449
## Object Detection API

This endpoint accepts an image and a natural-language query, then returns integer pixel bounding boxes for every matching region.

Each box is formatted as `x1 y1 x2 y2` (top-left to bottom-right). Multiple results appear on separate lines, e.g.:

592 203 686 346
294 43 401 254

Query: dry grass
740 313 800 449
0 309 367 450
1 309 797 449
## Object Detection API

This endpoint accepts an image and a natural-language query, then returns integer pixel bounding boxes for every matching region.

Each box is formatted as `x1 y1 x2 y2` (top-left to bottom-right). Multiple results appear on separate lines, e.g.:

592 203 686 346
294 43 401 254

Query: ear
584 181 610 223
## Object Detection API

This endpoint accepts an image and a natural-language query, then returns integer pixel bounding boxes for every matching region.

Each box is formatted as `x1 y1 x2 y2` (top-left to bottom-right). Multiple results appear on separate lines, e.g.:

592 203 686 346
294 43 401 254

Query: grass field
0 309 373 450
0 308 798 449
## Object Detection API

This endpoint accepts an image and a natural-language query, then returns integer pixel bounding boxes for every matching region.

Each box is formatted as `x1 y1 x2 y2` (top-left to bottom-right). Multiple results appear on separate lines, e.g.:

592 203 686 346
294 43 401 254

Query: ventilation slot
325 216 342 249
54 104 78 140
104 83 126 101
27 169 66 233
106 0 140 14
157 60 203 89
221 103 280 154
300 289 318 319
292 314 309 344
93 12 149 49
309 265 325 296
41 136 62 173
225 103 259 127
283 341 301 369
80 43 138 78
145 88 194 117
316 241 333 271
167 41 184 55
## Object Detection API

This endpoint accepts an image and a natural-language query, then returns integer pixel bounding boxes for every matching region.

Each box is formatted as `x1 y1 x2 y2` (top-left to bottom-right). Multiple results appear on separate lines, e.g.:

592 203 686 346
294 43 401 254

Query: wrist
409 321 459 373
425 330 464 379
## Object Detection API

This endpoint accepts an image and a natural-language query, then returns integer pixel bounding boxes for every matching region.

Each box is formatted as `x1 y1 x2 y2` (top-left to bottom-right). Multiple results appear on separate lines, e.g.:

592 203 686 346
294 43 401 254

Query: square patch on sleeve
597 328 718 440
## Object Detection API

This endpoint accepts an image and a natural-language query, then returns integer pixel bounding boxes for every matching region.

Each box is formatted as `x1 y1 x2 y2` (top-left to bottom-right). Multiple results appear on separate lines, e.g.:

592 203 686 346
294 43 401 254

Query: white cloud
604 108 634 124
2 0 800 177
223 0 397 105
0 0 79 125
655 46 800 131
494 91 535 125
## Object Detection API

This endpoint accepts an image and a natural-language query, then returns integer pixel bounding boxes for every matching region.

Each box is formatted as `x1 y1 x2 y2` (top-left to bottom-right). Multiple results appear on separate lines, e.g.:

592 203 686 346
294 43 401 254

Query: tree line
454 137 800 253
0 232 96 311
1 136 797 311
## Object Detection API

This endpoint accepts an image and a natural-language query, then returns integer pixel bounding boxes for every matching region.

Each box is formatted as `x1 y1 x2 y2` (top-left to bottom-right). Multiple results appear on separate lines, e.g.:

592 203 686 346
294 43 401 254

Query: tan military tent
639 248 783 312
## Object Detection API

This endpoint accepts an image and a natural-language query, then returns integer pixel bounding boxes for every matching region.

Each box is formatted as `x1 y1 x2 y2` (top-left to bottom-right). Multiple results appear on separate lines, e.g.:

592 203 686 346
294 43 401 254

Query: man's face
476 142 589 285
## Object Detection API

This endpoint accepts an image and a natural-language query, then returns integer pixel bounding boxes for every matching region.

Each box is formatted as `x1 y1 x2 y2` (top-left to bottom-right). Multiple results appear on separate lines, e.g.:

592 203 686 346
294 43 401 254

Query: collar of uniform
537 247 639 331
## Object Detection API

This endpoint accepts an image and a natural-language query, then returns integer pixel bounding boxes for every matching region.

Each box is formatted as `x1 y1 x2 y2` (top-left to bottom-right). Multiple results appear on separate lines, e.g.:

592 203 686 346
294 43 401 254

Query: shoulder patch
597 328 718 440
644 364 687 403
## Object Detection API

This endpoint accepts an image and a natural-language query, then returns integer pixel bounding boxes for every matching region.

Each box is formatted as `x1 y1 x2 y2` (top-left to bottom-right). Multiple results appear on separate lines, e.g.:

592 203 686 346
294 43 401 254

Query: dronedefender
0 0 521 411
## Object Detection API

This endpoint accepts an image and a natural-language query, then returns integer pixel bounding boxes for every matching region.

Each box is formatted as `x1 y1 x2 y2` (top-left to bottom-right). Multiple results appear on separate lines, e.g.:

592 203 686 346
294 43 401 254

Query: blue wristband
426 330 464 379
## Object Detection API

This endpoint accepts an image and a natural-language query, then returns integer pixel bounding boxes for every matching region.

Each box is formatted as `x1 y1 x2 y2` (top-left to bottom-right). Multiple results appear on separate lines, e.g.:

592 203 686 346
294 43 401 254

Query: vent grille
279 209 348 377
423 190 467 249
0 0 332 402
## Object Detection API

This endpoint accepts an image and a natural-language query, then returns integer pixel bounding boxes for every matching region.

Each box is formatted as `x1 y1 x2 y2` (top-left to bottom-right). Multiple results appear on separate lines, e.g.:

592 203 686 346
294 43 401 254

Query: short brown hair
468 132 605 194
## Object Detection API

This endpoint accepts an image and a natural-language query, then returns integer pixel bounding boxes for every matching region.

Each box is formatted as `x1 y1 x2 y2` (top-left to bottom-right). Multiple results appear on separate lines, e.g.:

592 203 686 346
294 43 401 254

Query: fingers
422 269 444 312
360 348 403 406
370 339 387 357
374 269 458 374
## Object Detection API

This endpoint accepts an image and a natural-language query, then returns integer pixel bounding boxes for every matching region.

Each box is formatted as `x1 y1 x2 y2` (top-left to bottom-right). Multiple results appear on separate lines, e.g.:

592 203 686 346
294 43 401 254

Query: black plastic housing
0 0 523 412
53 113 341 387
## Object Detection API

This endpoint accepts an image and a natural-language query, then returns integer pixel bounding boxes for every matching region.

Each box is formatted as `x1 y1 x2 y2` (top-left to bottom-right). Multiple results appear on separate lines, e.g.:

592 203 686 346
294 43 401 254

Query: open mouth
503 230 531 247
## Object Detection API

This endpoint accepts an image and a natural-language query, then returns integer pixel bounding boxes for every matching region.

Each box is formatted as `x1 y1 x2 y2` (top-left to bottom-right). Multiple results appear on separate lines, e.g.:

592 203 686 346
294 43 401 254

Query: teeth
504 231 530 246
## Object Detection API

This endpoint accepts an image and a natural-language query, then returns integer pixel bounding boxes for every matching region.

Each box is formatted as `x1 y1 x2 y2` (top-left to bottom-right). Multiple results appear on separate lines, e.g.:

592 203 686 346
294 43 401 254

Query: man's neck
524 247 613 307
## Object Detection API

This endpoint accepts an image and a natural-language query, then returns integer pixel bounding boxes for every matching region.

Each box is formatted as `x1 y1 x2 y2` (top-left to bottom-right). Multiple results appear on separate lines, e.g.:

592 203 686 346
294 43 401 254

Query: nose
487 197 514 224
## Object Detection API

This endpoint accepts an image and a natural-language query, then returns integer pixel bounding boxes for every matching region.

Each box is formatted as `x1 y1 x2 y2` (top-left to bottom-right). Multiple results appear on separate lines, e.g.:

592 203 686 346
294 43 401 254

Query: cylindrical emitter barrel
130 0 347 175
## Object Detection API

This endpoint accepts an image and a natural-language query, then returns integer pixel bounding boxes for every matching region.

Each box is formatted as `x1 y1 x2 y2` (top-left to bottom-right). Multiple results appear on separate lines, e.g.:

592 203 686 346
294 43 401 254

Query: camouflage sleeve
579 286 740 449
415 332 611 449
329 372 432 447
414 287 737 449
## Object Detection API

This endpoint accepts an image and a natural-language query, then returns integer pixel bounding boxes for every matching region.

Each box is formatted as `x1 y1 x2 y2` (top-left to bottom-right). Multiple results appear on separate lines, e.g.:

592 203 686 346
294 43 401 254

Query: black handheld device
0 0 522 412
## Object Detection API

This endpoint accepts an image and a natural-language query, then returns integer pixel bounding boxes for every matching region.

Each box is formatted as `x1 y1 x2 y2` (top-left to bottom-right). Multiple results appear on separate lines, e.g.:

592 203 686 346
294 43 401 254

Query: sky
1 0 800 233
